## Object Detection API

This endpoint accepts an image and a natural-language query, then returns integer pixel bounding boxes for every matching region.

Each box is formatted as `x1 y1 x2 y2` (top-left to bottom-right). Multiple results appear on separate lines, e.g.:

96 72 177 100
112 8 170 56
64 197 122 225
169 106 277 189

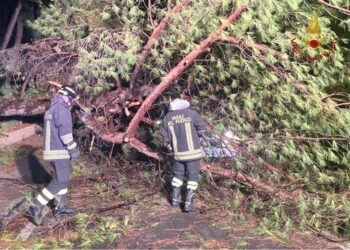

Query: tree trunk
0 97 49 116
1 0 23 50
15 13 23 45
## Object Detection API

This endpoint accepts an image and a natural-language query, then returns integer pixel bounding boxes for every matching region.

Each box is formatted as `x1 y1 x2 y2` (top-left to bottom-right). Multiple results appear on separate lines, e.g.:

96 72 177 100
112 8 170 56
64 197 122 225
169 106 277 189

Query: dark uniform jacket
161 99 206 161
43 94 77 161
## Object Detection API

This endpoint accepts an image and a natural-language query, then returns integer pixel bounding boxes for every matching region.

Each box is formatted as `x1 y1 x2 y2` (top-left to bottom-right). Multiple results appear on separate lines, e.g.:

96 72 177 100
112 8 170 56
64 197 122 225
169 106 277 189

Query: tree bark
128 137 163 160
126 3 248 137
318 0 350 15
129 0 191 90
1 0 23 50
147 0 155 29
0 97 49 116
15 13 23 45
20 67 36 97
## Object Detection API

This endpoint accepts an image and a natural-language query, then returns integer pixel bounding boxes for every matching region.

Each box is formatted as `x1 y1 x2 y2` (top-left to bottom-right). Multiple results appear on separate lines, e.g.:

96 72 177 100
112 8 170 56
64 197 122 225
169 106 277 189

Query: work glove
69 147 80 160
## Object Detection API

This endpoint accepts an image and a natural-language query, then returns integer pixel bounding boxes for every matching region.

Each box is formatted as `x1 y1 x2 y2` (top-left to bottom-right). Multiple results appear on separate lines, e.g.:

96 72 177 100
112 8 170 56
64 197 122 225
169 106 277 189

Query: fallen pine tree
1 0 350 241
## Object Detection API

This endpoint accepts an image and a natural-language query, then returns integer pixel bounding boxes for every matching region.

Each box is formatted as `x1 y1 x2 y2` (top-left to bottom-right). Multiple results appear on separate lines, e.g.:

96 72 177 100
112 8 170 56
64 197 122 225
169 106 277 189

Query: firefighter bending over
161 93 207 212
26 85 80 225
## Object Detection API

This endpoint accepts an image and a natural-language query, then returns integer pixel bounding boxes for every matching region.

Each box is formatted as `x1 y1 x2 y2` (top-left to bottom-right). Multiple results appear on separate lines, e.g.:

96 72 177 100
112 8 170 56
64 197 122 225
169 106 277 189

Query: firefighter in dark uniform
27 85 80 225
161 94 207 212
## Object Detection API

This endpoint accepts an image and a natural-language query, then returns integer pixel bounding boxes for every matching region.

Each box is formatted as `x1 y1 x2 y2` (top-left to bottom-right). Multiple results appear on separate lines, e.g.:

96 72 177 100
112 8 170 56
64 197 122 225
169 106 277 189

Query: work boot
184 189 196 212
26 201 44 226
171 186 181 208
53 195 76 218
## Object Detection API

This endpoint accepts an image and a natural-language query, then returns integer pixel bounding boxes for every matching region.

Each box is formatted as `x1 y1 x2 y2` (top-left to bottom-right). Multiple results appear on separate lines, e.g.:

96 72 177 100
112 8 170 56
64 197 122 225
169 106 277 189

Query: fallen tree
1 0 350 240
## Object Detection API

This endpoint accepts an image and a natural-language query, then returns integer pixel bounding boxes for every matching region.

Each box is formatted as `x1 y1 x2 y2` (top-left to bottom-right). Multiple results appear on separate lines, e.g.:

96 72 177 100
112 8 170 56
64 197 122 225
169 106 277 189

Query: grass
236 240 248 249
0 120 21 133
14 146 33 160
74 213 133 248
0 232 16 242
94 183 109 202
118 187 139 200
72 162 86 177
0 146 34 168
0 146 16 167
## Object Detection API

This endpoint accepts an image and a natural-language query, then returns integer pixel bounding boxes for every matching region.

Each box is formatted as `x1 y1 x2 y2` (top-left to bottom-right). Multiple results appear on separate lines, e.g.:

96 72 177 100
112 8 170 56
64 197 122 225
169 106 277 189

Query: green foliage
75 213 92 247
28 0 88 40
118 187 138 200
24 84 50 97
74 28 141 95
75 213 130 248
30 238 73 249
90 216 123 245
0 232 16 243
72 162 86 177
0 146 15 167
94 182 109 202
0 83 20 97
27 0 145 96
25 0 350 236
0 120 20 133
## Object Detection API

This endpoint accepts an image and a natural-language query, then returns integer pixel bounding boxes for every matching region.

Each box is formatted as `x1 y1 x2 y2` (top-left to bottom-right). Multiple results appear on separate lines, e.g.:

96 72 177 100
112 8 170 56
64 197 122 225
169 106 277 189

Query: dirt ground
0 134 346 249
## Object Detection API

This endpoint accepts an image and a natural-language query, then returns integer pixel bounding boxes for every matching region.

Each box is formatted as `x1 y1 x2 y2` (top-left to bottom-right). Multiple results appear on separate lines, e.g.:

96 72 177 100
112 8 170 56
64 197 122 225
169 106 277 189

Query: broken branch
200 163 297 201
221 36 287 59
318 0 350 15
126 3 249 137
126 137 163 161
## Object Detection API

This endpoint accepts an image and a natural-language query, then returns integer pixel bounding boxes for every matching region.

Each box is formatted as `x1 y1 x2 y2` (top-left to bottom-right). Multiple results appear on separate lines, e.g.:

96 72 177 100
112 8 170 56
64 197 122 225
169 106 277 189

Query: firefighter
26 85 80 225
161 93 207 212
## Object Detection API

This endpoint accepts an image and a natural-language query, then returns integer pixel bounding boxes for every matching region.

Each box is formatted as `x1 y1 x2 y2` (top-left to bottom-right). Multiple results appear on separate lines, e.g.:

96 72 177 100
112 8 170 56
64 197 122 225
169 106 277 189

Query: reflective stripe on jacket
161 99 206 161
43 94 77 161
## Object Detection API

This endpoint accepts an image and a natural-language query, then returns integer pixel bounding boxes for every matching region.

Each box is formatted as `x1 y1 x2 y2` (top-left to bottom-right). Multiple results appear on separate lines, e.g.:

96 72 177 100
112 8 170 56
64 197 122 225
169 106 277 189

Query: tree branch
239 147 294 181
0 97 49 116
20 67 37 97
200 163 297 201
129 0 191 90
219 35 311 95
115 75 122 89
126 3 249 137
335 102 350 107
20 53 78 97
147 0 156 29
221 36 287 59
321 92 349 101
318 0 350 15
127 137 163 160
